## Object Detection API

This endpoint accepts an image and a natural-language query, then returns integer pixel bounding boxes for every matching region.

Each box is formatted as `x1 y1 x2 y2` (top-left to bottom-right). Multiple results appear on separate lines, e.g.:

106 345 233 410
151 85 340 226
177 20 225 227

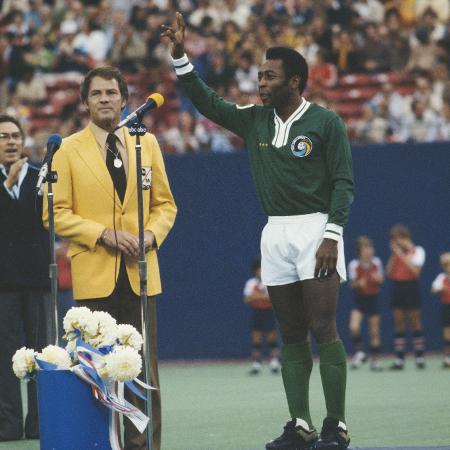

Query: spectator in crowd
348 236 384 371
431 253 450 369
54 19 91 73
367 82 407 136
324 0 353 29
111 22 147 73
354 102 394 144
296 32 320 65
384 8 411 71
330 29 359 74
15 66 47 106
24 32 56 72
309 14 333 52
72 18 109 64
436 84 450 140
5 9 30 39
243 256 280 375
383 1 416 27
405 27 439 73
398 98 440 142
415 7 446 43
430 63 449 113
0 114 50 441
309 49 338 88
205 50 236 95
291 0 315 27
189 0 222 33
234 50 259 94
161 110 205 154
4 30 30 87
358 22 390 73
222 0 252 30
386 224 426 370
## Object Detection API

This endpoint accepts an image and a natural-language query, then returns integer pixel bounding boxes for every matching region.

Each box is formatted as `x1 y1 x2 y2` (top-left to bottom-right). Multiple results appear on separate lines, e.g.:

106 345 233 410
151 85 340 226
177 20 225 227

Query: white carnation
63 306 98 341
37 345 72 369
12 347 37 379
88 311 118 348
117 324 143 351
103 346 142 381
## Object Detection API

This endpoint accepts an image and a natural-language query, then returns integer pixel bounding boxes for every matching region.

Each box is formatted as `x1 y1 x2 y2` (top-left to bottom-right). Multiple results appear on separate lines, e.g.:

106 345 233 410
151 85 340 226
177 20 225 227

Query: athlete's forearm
172 55 252 139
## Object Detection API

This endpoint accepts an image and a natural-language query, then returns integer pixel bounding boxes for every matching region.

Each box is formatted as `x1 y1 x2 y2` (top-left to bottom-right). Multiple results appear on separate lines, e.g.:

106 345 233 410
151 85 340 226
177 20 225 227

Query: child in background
348 236 384 371
386 224 426 369
243 257 280 375
431 252 450 368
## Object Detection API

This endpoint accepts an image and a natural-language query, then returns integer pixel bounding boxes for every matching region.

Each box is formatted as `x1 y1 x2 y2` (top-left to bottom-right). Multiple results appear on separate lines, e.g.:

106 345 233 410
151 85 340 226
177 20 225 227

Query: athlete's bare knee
279 328 308 345
310 316 337 343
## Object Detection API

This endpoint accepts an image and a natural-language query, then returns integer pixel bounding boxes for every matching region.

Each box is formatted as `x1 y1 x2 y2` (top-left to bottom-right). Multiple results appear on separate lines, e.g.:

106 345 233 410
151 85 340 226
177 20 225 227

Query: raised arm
161 12 256 139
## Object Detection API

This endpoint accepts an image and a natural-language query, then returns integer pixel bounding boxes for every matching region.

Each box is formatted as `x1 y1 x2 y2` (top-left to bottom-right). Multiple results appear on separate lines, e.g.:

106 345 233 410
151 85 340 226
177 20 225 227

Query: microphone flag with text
114 93 164 130
36 133 62 195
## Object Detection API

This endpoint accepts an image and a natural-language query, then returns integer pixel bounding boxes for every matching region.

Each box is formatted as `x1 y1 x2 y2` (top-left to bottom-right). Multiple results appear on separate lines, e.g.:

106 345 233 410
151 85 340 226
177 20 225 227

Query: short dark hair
80 66 129 104
0 114 25 142
390 224 411 240
356 235 373 256
266 46 309 94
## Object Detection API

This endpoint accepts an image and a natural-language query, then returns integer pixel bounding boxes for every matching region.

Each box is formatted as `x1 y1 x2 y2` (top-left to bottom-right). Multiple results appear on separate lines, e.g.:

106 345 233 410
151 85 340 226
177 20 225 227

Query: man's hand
315 238 338 279
161 11 186 59
5 157 27 190
101 229 139 257
144 230 156 252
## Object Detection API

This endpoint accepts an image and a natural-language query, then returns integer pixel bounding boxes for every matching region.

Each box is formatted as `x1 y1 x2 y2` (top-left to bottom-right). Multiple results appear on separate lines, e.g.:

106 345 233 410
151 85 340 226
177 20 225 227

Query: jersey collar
272 98 310 148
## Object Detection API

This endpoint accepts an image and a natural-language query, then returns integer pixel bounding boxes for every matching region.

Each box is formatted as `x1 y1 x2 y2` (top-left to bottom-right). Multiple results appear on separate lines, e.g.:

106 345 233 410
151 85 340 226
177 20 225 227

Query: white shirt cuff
3 181 16 199
172 54 194 75
323 223 343 241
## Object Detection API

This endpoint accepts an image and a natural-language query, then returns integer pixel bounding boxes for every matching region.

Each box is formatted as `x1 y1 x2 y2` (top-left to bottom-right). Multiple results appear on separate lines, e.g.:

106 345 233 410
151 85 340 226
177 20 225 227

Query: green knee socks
318 340 347 423
281 342 313 428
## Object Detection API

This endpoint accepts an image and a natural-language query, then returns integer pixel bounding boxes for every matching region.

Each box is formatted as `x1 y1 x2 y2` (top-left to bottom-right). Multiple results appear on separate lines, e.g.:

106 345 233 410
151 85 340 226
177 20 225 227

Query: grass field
1 355 449 450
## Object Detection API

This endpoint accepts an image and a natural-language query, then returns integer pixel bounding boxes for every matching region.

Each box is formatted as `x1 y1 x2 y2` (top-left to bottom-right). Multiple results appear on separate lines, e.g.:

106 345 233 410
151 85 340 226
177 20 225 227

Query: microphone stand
45 167 60 346
128 116 153 450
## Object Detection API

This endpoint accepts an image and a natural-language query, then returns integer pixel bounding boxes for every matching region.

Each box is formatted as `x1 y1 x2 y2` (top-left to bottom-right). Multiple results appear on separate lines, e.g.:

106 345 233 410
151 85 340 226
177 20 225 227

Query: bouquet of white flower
12 307 152 450
12 307 144 383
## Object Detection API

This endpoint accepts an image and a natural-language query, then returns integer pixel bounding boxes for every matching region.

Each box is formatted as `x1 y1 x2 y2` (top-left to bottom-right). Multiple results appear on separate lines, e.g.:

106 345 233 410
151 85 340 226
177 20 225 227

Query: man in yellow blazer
43 66 177 450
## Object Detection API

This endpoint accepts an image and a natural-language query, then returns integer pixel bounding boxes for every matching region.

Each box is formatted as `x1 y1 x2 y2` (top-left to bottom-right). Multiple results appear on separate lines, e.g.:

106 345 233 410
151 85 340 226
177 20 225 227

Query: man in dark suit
0 114 50 441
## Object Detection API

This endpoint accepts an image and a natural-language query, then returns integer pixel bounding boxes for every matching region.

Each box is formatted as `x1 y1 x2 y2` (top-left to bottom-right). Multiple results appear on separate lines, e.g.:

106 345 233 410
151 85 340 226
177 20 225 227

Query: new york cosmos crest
291 135 312 158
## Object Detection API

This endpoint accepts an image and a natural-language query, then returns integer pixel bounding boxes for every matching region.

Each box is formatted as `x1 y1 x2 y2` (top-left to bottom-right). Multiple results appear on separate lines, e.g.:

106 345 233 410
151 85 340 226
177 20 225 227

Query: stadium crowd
1 0 450 159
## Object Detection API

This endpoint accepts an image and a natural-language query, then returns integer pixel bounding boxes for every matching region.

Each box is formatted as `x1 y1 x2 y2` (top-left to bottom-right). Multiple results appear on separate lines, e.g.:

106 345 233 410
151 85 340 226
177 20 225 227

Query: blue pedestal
37 370 112 450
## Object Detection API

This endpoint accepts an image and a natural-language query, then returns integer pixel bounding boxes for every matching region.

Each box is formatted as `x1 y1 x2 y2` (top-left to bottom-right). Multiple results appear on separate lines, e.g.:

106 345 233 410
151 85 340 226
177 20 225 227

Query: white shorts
260 213 346 286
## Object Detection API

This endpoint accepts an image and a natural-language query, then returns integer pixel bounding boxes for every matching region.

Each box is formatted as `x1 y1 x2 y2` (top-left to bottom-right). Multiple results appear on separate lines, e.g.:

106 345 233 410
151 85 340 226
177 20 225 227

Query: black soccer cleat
314 417 350 450
266 418 318 450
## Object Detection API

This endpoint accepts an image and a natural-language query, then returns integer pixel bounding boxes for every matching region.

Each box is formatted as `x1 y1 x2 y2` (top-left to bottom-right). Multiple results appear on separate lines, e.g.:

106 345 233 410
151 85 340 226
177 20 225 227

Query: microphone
114 93 164 130
36 133 62 195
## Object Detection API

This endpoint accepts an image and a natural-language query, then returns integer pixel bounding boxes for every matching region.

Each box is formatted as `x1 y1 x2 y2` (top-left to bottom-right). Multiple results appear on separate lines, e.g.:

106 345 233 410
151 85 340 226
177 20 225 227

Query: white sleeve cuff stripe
172 54 189 67
323 231 340 242
175 63 194 75
325 223 343 235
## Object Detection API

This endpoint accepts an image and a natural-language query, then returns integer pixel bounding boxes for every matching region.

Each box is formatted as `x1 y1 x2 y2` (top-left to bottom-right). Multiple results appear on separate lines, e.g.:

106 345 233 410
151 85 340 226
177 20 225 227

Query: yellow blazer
43 126 177 300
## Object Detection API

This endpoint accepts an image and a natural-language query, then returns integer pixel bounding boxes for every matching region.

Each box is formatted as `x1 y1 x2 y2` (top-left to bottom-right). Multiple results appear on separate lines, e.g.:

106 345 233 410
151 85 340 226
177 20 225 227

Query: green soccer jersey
173 55 354 234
